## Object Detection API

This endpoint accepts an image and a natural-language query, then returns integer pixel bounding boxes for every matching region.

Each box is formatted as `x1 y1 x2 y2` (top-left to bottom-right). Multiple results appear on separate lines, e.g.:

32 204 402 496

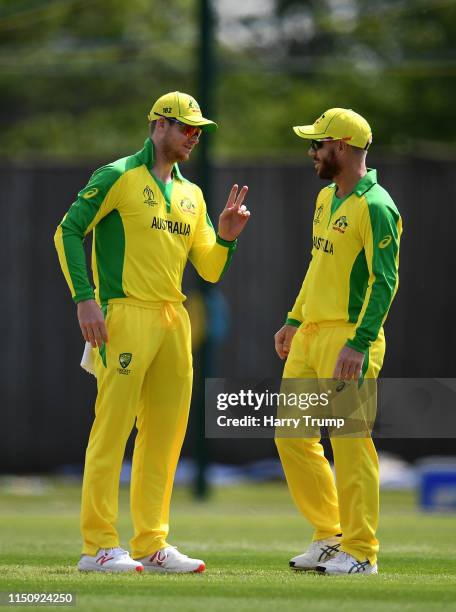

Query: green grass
1 481 455 611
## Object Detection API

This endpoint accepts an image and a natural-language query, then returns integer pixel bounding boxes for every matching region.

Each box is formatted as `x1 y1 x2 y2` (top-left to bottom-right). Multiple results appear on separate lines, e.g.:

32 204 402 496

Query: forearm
285 276 308 326
346 275 397 353
191 235 237 283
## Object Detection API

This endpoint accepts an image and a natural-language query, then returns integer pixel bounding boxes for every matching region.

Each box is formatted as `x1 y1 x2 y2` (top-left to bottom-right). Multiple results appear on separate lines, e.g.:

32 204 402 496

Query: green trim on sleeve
73 288 96 303
285 318 302 327
216 234 237 248
218 238 237 279
345 337 368 355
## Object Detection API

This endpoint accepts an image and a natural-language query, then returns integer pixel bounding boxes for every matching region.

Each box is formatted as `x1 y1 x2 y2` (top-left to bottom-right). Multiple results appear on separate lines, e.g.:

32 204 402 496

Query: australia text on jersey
313 235 334 255
151 216 191 236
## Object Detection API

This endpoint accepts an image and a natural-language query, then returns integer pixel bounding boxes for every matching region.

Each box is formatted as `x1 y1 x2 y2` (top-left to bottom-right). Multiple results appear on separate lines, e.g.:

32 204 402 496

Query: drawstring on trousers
299 322 320 353
161 302 179 329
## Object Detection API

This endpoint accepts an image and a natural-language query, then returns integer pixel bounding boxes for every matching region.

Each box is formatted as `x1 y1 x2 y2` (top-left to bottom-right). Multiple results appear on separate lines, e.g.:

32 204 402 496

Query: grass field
1 481 455 611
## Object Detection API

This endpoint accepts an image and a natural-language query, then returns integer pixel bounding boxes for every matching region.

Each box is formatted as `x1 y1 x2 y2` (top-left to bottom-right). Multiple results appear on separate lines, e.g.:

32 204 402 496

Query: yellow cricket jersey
54 138 236 305
286 169 402 354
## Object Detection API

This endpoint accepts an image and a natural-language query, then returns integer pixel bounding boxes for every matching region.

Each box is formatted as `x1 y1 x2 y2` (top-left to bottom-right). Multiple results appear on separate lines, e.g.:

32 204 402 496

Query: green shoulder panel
348 249 369 323
95 210 126 303
63 163 124 235
60 163 124 302
347 184 401 353
57 142 152 303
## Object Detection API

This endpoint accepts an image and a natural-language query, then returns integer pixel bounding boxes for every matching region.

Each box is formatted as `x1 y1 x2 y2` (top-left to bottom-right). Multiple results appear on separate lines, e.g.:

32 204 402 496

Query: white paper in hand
80 341 96 376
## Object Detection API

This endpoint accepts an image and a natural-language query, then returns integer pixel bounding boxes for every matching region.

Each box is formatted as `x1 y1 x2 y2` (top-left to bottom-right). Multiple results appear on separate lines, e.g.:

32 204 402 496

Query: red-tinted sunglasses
156 114 202 138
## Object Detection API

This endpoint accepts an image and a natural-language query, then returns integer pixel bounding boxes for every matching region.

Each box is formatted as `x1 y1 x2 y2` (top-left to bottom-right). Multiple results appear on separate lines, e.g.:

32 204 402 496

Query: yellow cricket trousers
81 300 192 559
275 321 385 565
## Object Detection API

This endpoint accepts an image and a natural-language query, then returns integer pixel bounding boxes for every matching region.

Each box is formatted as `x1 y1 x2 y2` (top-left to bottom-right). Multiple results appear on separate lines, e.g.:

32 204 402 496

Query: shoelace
331 551 370 572
166 545 190 559
317 543 341 561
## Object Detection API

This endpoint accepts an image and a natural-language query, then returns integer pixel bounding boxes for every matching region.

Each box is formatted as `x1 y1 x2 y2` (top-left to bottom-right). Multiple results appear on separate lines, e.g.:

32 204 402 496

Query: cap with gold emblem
148 91 217 132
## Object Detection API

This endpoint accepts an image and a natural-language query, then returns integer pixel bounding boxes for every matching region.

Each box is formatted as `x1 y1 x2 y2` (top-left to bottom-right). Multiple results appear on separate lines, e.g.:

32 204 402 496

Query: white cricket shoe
78 547 144 573
316 551 378 575
136 546 205 573
289 536 341 570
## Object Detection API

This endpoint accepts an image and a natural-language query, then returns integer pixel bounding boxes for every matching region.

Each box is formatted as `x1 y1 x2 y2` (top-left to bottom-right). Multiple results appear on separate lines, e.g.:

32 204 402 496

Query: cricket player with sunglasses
274 108 402 575
54 91 250 573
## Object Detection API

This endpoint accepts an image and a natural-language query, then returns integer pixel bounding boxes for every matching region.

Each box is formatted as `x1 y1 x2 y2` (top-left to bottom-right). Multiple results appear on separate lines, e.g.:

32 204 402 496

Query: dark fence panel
1 154 455 471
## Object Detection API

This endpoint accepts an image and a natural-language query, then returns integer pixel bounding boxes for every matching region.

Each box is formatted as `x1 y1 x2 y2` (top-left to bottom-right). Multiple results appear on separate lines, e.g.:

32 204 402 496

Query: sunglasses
310 137 353 151
310 138 340 151
156 114 202 138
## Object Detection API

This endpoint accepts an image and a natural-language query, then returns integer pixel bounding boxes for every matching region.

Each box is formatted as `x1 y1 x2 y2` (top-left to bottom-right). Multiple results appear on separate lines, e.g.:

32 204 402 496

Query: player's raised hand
77 299 109 348
274 325 298 360
218 184 250 242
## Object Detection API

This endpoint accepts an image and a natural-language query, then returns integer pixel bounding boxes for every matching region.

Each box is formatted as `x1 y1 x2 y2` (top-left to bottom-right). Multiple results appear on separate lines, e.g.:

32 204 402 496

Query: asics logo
379 235 392 248
348 560 371 573
318 543 341 562
83 188 99 200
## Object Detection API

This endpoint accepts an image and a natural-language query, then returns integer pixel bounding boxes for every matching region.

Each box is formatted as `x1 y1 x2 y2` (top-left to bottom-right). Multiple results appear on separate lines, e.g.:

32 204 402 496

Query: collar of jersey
353 168 377 196
138 137 185 181
329 168 377 198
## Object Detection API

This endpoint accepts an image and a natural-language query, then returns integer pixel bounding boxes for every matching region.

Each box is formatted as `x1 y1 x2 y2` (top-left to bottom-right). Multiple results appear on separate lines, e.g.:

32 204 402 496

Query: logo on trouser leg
118 353 132 375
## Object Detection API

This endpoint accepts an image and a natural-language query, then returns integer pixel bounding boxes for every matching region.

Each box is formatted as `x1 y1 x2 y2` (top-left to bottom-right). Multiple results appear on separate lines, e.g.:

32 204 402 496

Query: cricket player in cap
274 108 402 575
54 91 250 573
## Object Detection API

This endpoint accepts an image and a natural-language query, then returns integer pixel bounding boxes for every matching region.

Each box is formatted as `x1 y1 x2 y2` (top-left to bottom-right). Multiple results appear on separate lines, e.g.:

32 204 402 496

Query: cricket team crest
143 186 158 207
179 198 196 215
333 216 348 233
118 353 132 375
119 353 132 369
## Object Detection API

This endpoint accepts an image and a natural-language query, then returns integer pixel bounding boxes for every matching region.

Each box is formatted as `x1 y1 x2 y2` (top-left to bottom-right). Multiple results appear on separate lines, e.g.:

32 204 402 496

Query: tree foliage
0 0 197 158
0 0 455 159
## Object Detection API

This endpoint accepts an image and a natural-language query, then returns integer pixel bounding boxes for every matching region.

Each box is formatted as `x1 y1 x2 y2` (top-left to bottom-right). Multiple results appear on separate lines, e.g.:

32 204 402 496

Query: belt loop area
299 322 320 353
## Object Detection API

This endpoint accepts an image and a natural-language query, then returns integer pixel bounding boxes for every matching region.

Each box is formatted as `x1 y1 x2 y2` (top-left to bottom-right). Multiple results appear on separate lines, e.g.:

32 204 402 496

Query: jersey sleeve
189 188 237 283
285 192 325 327
346 197 402 353
54 164 121 303
286 274 310 327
